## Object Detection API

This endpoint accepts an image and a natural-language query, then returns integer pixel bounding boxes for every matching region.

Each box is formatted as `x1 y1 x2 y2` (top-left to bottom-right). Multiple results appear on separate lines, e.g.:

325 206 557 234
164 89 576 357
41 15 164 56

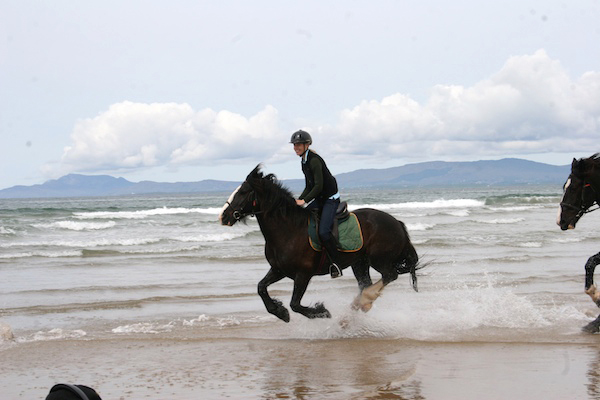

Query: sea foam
74 206 219 220
350 198 485 211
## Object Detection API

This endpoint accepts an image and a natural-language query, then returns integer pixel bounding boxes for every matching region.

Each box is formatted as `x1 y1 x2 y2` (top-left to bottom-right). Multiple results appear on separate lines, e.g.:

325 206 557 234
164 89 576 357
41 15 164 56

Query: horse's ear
572 157 592 178
572 158 581 174
246 164 264 186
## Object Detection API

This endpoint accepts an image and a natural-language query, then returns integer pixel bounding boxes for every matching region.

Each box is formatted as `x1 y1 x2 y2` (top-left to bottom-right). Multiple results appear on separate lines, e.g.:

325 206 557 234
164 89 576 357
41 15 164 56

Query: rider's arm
300 158 323 203
299 174 310 200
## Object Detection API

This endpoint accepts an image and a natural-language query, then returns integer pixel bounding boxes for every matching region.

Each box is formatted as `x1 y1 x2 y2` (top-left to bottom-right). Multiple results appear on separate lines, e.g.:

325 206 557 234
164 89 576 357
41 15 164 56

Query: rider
290 129 343 278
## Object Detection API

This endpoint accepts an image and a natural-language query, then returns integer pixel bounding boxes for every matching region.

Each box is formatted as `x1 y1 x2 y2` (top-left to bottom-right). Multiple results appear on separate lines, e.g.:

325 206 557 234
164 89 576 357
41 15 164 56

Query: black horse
557 153 600 332
220 165 420 322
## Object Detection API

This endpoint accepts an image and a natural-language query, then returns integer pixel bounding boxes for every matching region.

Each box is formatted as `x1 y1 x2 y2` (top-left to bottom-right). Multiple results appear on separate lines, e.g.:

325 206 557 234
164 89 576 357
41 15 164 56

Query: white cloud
44 50 599 178
45 102 282 177
328 49 600 161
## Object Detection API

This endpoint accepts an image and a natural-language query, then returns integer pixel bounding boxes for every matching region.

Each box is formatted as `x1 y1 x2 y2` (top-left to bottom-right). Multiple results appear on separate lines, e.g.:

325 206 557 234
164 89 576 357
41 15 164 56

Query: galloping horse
557 153 600 332
220 165 420 322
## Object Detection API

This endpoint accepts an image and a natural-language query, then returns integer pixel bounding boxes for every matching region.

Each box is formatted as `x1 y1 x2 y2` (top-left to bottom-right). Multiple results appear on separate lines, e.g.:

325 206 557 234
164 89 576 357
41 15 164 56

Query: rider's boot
323 238 343 278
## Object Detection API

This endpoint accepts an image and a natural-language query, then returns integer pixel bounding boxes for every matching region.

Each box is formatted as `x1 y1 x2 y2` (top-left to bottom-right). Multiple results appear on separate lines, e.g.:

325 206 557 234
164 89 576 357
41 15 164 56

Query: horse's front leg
290 273 331 319
258 267 290 322
584 252 600 307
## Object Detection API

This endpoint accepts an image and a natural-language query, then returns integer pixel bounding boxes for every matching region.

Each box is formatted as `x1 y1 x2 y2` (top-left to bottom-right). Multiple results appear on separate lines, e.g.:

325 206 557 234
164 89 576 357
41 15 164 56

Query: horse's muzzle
220 215 234 226
557 206 579 230
557 220 576 230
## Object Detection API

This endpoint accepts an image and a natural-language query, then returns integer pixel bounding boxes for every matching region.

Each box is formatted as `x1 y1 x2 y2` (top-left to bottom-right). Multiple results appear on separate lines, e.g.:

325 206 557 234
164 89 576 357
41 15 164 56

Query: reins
581 183 600 215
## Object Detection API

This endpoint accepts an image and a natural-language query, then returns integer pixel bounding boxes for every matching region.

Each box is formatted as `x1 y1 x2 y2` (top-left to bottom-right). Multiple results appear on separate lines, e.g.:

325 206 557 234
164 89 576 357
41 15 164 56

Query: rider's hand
296 199 306 206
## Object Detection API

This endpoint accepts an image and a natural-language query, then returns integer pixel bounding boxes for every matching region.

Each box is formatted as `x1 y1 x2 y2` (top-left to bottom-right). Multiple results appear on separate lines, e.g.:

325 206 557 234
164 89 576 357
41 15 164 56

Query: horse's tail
395 219 424 292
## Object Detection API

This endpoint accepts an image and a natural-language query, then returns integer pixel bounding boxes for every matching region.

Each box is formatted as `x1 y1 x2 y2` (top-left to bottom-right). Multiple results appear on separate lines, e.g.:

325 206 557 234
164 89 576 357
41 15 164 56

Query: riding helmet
290 130 312 145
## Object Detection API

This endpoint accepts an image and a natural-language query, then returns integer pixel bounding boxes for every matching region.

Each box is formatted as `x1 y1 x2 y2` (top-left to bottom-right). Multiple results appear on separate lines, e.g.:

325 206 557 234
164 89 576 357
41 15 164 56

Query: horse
219 165 420 322
557 153 600 333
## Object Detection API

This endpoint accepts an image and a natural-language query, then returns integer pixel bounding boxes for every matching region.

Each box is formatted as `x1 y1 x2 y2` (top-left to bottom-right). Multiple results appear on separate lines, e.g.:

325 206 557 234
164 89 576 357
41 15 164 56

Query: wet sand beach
3 337 600 399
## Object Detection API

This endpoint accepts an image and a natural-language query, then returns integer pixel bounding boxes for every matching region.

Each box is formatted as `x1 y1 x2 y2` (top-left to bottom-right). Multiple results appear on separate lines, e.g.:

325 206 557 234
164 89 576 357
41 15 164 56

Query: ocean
2 184 600 398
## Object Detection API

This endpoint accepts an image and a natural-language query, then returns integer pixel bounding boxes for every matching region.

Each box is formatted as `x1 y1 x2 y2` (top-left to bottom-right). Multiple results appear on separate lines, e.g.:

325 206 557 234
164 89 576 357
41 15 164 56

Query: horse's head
557 155 599 230
220 164 300 226
219 165 263 226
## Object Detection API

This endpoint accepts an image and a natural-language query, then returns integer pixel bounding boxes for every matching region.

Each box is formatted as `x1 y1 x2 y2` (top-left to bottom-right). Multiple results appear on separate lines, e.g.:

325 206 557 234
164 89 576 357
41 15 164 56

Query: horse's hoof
314 311 331 318
314 302 331 319
351 297 373 312
582 321 600 334
361 303 373 312
279 309 290 323
270 305 290 322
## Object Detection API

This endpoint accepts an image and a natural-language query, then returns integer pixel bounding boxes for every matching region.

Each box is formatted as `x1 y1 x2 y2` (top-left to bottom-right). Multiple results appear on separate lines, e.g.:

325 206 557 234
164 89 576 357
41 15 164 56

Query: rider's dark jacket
299 150 338 204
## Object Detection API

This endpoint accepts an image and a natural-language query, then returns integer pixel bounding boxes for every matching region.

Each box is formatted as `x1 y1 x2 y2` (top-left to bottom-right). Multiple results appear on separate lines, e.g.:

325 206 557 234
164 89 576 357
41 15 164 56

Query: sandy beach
2 336 600 399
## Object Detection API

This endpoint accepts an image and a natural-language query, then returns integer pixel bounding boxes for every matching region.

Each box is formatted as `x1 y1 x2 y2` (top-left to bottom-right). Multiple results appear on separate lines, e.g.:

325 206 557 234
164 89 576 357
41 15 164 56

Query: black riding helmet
290 130 312 145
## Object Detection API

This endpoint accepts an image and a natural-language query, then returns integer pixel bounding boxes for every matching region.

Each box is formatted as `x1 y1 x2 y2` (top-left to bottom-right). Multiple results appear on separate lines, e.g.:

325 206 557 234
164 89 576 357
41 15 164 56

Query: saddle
308 202 363 252
332 201 350 238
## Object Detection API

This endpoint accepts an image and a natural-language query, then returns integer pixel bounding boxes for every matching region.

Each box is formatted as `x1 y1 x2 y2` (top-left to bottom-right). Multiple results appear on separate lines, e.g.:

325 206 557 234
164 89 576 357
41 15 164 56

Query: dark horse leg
350 257 376 311
583 252 600 333
289 272 331 319
351 256 373 291
258 268 290 323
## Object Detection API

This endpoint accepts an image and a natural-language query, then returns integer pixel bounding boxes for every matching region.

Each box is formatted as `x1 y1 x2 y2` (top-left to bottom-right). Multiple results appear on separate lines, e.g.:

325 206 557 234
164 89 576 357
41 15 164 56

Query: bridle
226 190 262 221
560 180 600 220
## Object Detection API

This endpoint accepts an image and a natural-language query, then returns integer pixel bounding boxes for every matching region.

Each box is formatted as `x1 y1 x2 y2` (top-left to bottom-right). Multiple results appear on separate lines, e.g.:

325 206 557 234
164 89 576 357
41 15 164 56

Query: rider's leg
319 198 342 278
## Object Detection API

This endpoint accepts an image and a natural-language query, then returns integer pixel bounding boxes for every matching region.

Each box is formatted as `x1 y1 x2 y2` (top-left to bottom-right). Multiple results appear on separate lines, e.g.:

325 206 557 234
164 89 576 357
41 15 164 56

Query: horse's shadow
257 338 423 399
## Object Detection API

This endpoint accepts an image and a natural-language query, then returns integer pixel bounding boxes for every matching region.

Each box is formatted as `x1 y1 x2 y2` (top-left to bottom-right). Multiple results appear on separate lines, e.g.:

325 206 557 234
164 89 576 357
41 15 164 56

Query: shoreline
2 337 599 399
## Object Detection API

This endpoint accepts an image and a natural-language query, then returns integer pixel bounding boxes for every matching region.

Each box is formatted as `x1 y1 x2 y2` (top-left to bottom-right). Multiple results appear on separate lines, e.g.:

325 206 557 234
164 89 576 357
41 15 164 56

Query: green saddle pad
308 212 363 252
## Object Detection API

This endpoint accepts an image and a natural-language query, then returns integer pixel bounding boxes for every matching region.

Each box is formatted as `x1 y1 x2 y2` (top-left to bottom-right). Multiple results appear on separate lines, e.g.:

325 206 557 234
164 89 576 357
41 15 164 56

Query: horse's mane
247 166 309 226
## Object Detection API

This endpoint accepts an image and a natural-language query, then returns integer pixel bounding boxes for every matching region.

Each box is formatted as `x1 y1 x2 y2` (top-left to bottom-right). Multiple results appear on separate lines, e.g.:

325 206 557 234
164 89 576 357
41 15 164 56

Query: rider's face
293 143 308 157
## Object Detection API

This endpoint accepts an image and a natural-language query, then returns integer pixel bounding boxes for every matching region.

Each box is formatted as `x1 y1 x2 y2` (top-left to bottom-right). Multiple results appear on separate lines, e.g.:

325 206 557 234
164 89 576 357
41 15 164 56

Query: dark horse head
220 165 303 227
557 153 600 231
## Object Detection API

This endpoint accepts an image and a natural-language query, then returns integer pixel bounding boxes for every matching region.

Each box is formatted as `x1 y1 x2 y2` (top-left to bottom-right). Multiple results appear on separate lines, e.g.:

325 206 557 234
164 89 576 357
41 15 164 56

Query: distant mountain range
0 158 569 199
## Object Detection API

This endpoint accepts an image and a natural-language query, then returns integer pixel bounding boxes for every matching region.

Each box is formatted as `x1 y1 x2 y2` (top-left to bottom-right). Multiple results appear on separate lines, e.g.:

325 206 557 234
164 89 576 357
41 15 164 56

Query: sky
1 0 599 190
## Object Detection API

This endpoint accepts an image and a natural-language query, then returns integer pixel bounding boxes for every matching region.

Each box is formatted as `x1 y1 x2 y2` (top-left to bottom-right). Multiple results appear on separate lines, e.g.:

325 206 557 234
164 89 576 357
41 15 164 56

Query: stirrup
329 263 342 279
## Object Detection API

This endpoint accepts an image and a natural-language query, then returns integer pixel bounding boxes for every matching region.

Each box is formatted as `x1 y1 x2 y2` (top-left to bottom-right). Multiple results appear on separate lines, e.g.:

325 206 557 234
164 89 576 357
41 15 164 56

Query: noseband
226 191 262 221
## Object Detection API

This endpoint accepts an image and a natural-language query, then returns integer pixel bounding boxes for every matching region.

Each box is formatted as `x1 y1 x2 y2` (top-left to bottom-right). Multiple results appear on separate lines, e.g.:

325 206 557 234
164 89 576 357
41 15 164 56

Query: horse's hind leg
350 257 376 312
583 315 600 334
585 252 600 307
352 264 397 312
352 279 386 312
351 257 372 291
